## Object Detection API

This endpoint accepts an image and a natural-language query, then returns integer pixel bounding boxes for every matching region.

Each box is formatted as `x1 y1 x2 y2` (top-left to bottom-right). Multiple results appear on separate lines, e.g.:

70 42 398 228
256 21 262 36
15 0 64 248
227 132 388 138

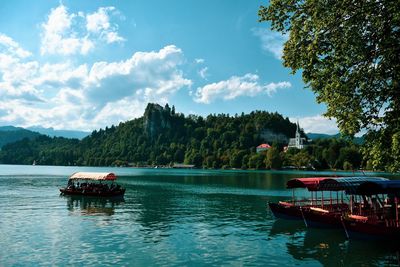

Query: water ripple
1 166 400 266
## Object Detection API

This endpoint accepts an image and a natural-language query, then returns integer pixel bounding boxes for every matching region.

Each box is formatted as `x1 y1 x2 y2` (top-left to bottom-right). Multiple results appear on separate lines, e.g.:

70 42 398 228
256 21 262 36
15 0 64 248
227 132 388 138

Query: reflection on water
63 195 125 216
1 166 400 266
343 240 400 266
269 219 400 266
269 219 305 237
286 228 348 266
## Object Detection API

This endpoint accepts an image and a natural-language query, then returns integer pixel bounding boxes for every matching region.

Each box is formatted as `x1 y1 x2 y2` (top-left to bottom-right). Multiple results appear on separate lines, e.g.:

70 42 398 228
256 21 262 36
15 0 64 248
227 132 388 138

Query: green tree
265 145 282 169
248 153 265 169
204 155 215 168
173 148 185 163
323 147 338 169
343 161 353 171
337 146 362 170
0 103 304 169
292 151 312 169
229 150 247 168
259 1 400 171
241 155 249 169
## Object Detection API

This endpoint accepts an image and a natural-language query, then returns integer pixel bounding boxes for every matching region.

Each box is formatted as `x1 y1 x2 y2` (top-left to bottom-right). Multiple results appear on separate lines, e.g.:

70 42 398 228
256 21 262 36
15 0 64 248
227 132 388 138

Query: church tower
295 121 301 148
287 120 306 150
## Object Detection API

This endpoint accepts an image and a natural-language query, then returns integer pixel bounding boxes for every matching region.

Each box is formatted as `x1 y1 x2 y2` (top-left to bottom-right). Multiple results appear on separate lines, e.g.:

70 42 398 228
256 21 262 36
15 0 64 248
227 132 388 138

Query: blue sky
0 0 338 133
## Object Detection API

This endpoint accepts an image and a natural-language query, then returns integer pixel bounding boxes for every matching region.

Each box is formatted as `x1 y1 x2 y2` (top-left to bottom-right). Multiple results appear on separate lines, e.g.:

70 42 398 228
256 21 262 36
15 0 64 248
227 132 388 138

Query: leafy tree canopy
259 0 400 171
0 103 299 169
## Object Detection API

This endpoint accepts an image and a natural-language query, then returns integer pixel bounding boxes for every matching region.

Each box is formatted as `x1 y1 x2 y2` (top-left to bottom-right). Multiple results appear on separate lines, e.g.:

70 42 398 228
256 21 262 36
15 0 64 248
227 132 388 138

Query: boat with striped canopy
60 172 125 197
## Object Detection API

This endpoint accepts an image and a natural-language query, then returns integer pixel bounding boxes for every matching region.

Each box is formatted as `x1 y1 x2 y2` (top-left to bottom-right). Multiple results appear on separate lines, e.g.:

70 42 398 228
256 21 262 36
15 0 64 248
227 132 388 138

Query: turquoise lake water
1 165 400 266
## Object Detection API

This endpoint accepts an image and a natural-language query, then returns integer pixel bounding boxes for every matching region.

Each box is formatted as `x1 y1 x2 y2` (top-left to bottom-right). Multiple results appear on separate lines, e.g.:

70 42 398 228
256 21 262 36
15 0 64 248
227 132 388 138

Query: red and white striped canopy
68 172 117 181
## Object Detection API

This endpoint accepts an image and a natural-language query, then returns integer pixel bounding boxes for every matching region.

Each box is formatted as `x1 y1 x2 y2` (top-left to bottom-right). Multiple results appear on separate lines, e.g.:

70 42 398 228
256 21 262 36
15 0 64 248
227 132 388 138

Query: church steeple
287 120 306 150
295 120 300 146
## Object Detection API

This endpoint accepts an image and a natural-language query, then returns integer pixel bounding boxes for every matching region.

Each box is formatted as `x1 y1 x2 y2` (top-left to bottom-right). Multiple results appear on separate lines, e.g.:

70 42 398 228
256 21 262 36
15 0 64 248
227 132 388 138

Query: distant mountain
0 125 89 148
27 126 90 139
0 126 23 131
306 133 340 140
0 126 41 148
307 132 364 144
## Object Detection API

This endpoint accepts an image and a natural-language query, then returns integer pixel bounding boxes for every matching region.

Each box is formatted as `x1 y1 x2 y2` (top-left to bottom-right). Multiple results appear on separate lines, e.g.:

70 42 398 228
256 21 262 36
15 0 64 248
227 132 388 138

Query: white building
288 121 307 149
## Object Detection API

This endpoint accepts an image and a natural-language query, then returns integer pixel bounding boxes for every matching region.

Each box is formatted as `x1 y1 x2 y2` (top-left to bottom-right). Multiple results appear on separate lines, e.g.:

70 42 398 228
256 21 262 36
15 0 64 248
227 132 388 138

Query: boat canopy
356 180 400 195
68 172 117 181
318 177 389 194
286 177 333 191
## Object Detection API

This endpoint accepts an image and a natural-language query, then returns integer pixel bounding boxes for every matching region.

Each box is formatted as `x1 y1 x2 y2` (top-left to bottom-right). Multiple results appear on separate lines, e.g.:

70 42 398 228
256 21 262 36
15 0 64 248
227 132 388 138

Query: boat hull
343 218 400 240
302 209 343 228
60 188 125 197
268 202 303 220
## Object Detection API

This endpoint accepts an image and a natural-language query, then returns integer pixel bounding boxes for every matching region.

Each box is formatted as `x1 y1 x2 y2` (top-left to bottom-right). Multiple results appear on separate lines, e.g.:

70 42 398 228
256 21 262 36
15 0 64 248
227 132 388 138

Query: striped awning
318 177 389 194
286 177 335 191
356 180 400 195
68 172 117 181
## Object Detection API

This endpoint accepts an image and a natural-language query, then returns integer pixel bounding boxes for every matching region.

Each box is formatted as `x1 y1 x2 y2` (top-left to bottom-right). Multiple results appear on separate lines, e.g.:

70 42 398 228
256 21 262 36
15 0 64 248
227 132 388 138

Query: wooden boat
60 172 125 197
268 177 336 220
301 177 388 228
341 180 400 240
269 176 389 229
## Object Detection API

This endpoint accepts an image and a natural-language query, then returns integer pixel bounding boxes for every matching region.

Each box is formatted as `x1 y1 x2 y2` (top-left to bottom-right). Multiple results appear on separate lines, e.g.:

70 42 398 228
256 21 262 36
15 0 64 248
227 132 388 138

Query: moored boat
268 177 337 220
60 172 125 197
341 180 400 240
269 176 390 229
301 177 388 228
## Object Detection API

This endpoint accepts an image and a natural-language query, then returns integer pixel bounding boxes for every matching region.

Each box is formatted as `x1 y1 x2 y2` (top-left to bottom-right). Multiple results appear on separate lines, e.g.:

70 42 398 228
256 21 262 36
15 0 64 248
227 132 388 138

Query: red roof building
256 143 271 153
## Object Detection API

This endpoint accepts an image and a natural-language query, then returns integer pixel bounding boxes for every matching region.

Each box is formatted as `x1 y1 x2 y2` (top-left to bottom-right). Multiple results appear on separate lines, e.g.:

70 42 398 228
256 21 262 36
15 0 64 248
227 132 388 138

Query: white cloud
194 73 291 104
195 58 204 64
252 28 287 60
85 45 191 108
90 97 147 128
0 33 31 58
105 31 124 43
35 62 88 90
40 4 83 55
0 36 42 103
40 4 124 56
2 7 190 131
0 42 191 131
198 67 208 79
81 37 94 54
86 7 113 32
290 115 339 135
86 7 125 44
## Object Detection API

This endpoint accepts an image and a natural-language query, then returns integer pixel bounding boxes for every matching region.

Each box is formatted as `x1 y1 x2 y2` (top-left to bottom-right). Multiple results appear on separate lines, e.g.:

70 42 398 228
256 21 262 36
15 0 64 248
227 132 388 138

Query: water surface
0 165 399 266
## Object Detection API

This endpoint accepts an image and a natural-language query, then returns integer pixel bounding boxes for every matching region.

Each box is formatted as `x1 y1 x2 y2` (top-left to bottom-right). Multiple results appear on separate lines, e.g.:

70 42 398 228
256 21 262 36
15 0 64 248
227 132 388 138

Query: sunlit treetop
259 0 400 171
259 0 400 135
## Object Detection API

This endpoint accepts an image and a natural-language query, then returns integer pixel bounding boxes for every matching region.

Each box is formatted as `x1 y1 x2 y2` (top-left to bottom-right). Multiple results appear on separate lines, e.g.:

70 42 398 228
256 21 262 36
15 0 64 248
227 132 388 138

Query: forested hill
0 103 302 167
0 126 41 148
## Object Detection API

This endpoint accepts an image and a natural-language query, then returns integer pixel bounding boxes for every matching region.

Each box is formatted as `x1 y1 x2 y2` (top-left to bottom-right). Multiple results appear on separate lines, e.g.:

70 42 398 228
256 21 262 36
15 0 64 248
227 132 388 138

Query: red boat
268 177 338 220
341 180 400 240
269 176 390 229
301 177 388 228
60 172 125 197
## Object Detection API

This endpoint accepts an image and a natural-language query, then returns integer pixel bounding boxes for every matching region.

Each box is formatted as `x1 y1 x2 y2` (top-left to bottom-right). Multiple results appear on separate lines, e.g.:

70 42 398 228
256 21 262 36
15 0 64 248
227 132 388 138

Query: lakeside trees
0 103 364 171
259 0 400 171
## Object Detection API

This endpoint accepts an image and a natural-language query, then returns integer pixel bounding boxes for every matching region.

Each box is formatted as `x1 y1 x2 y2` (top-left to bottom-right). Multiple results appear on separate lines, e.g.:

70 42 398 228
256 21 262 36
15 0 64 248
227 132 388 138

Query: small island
0 103 365 172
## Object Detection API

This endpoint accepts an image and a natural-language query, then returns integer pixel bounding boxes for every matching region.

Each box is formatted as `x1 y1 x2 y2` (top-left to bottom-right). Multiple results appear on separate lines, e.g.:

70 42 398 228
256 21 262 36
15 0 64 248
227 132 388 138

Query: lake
1 165 400 266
